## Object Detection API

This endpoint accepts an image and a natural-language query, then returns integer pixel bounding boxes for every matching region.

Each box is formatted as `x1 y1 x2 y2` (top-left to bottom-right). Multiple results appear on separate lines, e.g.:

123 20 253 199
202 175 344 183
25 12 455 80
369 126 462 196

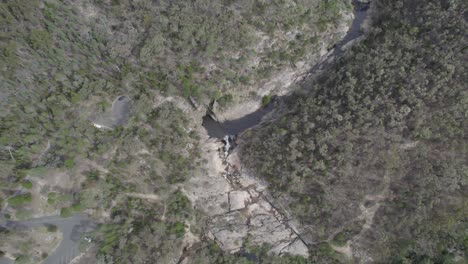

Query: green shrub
332 233 347 246
45 224 58 232
168 190 191 219
60 207 73 217
71 203 83 212
217 94 233 107
27 167 47 177
8 193 32 206
168 221 185 237
64 158 75 169
15 210 32 220
14 254 31 264
21 181 33 189
262 95 271 107
47 192 57 205
60 202 82 217
28 30 52 50
83 169 100 181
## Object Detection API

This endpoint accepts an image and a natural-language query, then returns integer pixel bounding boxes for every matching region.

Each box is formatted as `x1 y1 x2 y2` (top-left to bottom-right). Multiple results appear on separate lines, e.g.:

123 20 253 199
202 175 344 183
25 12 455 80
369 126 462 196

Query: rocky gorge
180 0 371 260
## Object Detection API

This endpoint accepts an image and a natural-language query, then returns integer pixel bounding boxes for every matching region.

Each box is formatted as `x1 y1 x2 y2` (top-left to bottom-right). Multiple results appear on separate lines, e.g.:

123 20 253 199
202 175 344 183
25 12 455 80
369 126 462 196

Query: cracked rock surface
184 137 308 257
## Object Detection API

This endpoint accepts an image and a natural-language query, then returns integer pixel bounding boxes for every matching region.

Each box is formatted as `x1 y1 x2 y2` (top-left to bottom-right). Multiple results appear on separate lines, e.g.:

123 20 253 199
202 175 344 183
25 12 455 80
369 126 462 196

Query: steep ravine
204 0 371 139
179 1 372 261
210 4 357 122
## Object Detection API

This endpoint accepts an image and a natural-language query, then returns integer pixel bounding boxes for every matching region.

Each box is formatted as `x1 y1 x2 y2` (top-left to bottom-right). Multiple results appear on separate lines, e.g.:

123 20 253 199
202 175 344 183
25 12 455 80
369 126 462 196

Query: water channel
202 0 370 139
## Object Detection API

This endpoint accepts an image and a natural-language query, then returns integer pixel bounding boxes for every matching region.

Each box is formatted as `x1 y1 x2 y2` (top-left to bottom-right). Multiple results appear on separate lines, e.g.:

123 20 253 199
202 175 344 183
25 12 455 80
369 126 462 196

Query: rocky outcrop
181 1 371 257
183 137 308 257
213 9 355 122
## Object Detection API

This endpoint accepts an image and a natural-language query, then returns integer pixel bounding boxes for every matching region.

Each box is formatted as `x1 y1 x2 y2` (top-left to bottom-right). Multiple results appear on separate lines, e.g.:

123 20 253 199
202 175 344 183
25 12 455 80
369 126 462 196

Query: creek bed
202 0 370 140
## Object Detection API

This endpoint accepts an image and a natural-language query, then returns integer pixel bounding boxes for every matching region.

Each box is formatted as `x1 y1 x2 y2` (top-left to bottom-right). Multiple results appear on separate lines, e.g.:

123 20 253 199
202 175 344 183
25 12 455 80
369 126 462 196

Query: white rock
229 190 251 211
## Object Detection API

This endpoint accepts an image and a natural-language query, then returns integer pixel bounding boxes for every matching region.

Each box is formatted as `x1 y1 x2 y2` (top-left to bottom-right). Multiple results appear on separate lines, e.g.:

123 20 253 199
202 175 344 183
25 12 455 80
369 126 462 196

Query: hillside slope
0 0 353 263
240 0 467 262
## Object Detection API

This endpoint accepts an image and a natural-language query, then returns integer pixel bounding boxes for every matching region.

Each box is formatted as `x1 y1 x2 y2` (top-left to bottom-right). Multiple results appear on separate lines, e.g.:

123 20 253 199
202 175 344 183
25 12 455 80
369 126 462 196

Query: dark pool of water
335 1 370 54
202 100 275 138
202 0 369 139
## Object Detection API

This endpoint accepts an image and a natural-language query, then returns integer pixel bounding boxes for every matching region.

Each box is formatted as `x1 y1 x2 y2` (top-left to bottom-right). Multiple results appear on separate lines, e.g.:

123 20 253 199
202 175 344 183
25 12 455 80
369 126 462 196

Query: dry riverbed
183 135 309 257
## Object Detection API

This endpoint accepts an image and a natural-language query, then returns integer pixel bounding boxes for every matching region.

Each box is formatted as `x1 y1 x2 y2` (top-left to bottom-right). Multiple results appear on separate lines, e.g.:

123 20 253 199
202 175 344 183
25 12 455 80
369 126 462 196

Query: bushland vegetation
241 0 467 262
0 0 348 197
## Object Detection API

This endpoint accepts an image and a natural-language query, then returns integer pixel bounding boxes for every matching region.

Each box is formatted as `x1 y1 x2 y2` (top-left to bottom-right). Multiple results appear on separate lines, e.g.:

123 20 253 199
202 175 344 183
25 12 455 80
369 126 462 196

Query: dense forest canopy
0 0 349 179
0 0 351 263
0 0 466 263
241 0 467 262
